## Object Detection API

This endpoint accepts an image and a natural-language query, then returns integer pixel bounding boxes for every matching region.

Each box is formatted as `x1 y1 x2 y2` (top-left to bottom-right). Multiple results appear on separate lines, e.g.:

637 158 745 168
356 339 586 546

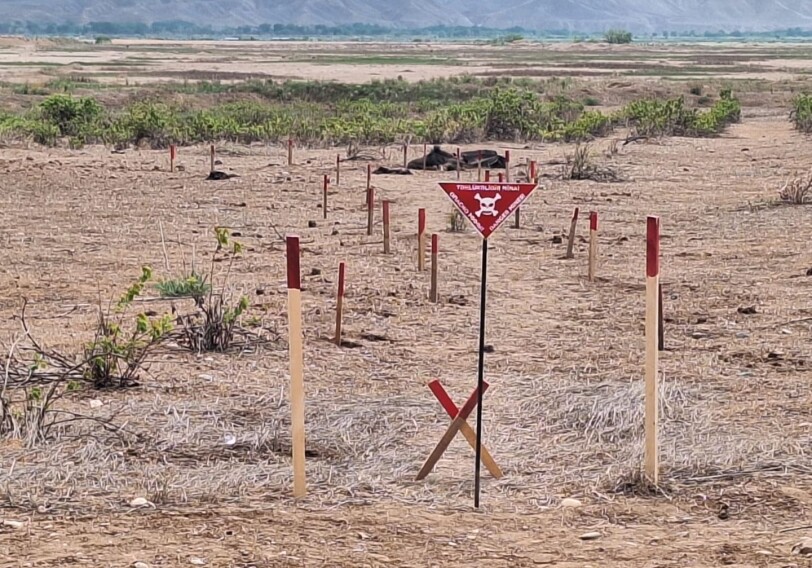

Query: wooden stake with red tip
286 236 306 497
169 144 176 172
366 185 374 236
403 143 408 168
382 200 391 254
210 144 215 174
287 138 293 166
335 154 341 186
456 148 461 180
430 234 439 303
322 175 329 219
423 142 427 170
529 160 536 182
588 211 598 282
645 216 661 485
497 173 503 182
366 163 371 194
566 207 580 259
505 150 511 183
334 262 345 347
417 208 426 272
484 170 490 182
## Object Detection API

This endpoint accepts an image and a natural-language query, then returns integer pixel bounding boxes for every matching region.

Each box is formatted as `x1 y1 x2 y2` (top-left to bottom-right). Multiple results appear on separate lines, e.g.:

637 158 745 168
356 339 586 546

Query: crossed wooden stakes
415 380 503 481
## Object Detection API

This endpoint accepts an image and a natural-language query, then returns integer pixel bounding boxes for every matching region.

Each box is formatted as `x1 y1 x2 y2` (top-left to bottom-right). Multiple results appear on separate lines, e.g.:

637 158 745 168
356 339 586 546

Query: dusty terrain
0 38 811 567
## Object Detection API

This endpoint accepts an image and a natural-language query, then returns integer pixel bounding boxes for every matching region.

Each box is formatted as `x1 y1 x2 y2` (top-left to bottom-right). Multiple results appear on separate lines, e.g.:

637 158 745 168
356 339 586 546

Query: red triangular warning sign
439 182 538 239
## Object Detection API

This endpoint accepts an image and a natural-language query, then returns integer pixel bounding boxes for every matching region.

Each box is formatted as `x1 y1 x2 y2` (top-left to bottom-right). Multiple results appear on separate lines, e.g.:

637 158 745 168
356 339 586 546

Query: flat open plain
0 37 811 567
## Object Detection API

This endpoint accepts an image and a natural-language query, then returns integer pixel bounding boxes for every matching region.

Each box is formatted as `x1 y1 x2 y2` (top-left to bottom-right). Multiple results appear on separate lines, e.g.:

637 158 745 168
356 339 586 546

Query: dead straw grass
0 125 811 519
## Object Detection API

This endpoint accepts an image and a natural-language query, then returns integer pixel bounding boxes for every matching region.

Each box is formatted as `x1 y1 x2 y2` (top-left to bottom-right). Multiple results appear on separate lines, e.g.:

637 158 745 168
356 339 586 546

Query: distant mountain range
5 0 812 33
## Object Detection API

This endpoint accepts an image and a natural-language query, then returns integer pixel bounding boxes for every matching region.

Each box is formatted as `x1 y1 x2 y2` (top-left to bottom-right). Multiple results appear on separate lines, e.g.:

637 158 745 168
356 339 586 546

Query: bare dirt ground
0 38 812 567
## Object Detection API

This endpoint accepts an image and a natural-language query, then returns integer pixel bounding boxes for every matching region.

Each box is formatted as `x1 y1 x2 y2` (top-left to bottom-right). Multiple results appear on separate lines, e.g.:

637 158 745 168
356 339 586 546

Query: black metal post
474 237 488 508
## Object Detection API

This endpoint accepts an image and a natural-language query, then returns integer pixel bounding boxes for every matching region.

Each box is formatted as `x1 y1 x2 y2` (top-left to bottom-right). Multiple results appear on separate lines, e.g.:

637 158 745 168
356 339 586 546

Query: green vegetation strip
0 79 742 148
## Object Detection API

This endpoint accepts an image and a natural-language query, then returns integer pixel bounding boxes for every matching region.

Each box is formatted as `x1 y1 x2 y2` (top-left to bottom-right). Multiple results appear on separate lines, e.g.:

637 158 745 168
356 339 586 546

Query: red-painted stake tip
647 216 660 278
286 236 301 290
589 211 598 231
431 233 438 254
418 208 426 233
573 207 580 221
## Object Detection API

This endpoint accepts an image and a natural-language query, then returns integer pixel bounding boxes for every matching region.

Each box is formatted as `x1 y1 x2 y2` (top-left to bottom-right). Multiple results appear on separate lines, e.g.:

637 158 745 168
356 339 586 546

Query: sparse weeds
174 228 252 353
155 272 211 299
447 209 467 233
778 171 812 204
562 143 622 182
790 93 812 132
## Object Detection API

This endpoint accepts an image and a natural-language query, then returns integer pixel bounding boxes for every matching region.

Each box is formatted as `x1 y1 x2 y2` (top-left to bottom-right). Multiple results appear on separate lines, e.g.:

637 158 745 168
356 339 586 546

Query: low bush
790 93 812 132
0 87 742 149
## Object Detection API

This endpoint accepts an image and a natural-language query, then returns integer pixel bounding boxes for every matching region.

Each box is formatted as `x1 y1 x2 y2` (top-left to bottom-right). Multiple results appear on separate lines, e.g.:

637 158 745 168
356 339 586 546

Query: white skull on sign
474 193 501 218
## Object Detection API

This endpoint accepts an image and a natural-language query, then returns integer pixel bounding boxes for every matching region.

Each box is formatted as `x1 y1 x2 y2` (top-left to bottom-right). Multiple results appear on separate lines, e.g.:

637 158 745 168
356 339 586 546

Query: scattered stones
737 306 757 315
691 331 709 339
792 538 812 555
133 563 150 568
2 520 25 530
307 220 317 228
551 235 563 244
579 531 601 541
189 558 207 566
129 497 154 508
89 399 103 409
561 498 582 508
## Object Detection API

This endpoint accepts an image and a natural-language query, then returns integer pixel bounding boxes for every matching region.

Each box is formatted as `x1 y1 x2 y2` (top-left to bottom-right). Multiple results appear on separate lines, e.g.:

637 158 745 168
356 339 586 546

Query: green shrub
605 29 633 44
791 93 812 132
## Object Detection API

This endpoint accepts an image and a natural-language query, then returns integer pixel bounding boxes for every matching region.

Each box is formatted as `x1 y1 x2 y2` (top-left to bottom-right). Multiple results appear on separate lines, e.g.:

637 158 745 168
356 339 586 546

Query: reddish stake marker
565 207 580 259
456 147 461 180
430 234 439 303
505 150 511 183
285 235 306 497
366 163 371 192
497 173 504 182
322 175 329 219
334 262 346 346
529 160 536 182
588 211 598 282
477 150 482 182
484 170 490 182
382 200 391 254
336 154 341 186
423 143 427 170
287 138 293 166
403 143 408 168
417 208 426 271
645 215 661 485
366 185 374 236
210 144 215 173
169 144 177 172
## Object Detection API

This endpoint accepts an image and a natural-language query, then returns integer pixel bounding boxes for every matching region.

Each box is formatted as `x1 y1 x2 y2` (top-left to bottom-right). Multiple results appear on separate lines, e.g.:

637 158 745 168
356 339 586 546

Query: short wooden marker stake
645 216 661 485
287 138 293 166
484 170 490 182
403 143 408 168
417 208 426 272
169 144 176 172
334 262 346 347
210 144 215 173
423 142 427 170
456 147 461 180
505 150 511 183
588 211 598 282
529 160 536 182
335 154 341 186
364 164 372 204
382 200 391 254
322 175 329 219
366 185 374 236
430 234 439 302
566 207 580 259
286 236 306 497
477 150 482 181
658 283 665 351
498 173 504 182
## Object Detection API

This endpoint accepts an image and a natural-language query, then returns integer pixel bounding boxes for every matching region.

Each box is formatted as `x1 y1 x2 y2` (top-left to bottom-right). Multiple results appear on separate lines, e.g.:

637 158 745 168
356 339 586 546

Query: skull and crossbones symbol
474 193 501 217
